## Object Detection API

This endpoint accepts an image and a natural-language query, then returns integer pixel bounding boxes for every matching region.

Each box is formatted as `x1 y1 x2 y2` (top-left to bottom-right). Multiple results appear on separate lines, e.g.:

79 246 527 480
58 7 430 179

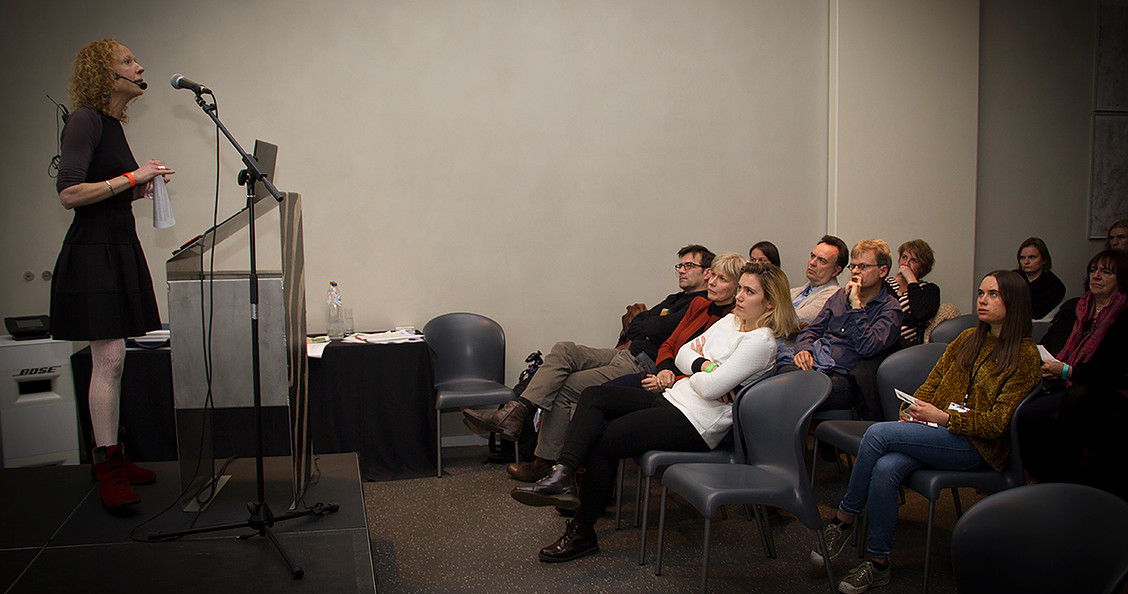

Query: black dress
50 106 160 341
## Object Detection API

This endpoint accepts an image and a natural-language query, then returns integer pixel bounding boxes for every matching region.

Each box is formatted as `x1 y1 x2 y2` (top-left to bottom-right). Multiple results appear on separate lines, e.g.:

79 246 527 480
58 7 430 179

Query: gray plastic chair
951 483 1128 594
423 312 516 478
928 314 978 344
1030 320 1052 343
653 371 835 594
810 342 948 485
619 384 750 566
902 381 1043 594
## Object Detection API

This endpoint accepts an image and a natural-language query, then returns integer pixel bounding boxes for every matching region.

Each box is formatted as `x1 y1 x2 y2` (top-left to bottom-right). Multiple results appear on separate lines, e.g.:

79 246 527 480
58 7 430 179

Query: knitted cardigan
913 328 1042 471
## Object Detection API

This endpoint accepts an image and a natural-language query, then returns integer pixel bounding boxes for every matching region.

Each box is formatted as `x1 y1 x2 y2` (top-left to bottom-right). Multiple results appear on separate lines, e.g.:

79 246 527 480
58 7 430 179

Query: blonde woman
512 262 800 562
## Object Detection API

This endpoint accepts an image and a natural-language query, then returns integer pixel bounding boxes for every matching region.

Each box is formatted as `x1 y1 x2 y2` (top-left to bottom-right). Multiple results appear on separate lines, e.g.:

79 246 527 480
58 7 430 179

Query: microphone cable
46 94 69 179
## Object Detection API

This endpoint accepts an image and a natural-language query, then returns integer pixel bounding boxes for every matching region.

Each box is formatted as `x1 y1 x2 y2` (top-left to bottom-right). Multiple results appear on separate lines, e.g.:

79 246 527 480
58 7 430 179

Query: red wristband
124 171 136 188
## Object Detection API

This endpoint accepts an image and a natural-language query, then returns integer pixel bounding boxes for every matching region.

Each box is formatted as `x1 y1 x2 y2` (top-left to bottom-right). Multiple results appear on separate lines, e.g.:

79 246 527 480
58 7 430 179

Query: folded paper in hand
151 176 175 228
1036 345 1061 364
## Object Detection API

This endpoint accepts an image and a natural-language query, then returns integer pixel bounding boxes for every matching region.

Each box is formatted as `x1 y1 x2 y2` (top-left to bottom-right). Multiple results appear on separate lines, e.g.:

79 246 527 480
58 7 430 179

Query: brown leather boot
507 457 555 482
510 464 580 509
462 400 528 441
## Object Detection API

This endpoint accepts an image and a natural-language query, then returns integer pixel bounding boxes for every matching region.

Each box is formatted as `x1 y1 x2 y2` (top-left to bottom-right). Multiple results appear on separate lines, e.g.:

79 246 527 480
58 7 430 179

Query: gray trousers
522 341 649 460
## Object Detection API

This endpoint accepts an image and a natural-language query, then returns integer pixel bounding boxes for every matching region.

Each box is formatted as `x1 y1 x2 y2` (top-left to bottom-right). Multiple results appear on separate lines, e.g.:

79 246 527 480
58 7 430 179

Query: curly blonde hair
69 39 129 121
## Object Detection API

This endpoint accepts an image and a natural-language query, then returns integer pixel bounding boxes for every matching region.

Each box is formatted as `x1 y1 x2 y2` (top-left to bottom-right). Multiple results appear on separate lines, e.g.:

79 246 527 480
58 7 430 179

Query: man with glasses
790 235 849 323
463 244 715 481
793 239 903 415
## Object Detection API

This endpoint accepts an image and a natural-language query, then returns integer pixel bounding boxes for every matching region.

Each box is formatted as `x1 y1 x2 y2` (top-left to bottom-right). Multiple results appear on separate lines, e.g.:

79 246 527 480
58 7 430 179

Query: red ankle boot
92 445 141 509
89 443 156 484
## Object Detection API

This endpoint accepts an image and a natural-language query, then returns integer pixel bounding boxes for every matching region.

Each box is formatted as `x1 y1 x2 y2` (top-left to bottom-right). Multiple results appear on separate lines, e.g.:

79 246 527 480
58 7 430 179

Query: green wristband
704 362 718 373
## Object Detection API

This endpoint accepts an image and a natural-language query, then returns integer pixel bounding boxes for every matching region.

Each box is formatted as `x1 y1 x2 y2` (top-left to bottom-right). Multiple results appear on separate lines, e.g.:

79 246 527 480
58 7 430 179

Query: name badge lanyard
962 350 994 408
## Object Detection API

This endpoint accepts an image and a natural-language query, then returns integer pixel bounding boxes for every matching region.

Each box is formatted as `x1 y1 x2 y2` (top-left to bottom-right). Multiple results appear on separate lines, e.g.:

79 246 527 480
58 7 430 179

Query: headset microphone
114 73 148 90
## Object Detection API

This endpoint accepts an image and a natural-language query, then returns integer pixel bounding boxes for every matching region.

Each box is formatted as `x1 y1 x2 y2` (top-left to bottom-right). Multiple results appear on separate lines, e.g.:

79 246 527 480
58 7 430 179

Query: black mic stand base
147 500 341 579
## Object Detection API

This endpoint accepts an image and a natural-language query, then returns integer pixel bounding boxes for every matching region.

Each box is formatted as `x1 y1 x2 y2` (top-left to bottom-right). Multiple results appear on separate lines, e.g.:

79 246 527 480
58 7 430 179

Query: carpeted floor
364 446 978 594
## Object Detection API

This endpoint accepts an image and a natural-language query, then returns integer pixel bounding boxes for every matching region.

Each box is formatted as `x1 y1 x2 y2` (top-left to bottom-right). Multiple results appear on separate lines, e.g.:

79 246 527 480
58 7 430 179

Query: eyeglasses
675 262 703 271
848 262 880 271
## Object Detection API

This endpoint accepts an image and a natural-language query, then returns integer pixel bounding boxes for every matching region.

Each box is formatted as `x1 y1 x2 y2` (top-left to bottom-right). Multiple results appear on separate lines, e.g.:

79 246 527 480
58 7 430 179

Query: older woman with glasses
1020 249 1128 497
886 239 939 347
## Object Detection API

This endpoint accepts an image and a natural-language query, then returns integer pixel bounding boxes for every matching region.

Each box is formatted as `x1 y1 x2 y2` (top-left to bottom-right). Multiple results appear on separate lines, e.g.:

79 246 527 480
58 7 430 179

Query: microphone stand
148 90 338 579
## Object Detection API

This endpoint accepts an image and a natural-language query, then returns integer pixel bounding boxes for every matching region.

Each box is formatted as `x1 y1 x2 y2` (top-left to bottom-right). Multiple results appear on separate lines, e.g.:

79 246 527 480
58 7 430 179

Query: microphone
169 73 211 95
114 73 148 90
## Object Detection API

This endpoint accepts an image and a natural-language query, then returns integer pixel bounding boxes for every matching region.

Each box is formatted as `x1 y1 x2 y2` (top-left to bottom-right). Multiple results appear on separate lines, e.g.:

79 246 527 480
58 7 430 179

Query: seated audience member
504 253 746 481
1106 218 1128 252
791 235 850 324
509 262 800 562
749 240 781 267
1019 249 1128 498
793 239 903 416
812 270 1041 593
886 239 940 347
462 245 713 479
1016 236 1065 319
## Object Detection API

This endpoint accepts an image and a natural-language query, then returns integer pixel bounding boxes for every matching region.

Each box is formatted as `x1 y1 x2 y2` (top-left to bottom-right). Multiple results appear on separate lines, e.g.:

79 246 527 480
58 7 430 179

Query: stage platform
0 453 374 594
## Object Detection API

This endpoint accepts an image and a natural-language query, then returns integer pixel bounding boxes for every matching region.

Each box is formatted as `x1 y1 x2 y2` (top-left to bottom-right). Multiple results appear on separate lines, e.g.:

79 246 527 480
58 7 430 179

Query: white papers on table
348 330 425 344
306 339 330 358
306 330 423 358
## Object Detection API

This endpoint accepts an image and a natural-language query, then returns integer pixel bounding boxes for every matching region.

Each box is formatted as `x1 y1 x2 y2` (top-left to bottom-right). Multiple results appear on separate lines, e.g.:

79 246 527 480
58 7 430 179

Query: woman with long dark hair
52 39 175 509
812 270 1041 593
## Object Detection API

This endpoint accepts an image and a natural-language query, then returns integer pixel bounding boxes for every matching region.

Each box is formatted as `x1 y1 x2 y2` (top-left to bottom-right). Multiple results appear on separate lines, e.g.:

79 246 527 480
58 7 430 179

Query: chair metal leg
762 507 777 559
633 466 643 528
700 518 712 594
436 409 443 478
922 498 936 594
513 440 520 464
815 528 838 594
810 437 820 485
614 459 624 530
655 486 669 576
951 487 964 518
855 511 868 558
638 476 654 565
752 505 775 559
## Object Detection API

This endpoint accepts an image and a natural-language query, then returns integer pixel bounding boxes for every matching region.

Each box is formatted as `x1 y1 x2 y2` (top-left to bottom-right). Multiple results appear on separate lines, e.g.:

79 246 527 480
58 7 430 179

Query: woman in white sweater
511 261 801 563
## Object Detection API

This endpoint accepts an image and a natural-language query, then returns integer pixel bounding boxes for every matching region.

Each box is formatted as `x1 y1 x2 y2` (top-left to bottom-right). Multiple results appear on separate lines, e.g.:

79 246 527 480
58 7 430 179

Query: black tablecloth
71 339 436 480
308 340 437 481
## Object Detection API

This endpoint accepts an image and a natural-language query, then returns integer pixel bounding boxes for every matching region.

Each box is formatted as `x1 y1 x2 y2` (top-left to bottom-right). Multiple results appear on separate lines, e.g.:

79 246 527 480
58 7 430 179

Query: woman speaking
52 39 175 510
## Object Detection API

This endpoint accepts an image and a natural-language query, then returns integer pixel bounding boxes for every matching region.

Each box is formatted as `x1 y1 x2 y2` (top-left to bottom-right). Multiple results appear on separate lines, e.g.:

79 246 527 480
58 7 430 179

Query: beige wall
832 0 981 313
975 0 1101 308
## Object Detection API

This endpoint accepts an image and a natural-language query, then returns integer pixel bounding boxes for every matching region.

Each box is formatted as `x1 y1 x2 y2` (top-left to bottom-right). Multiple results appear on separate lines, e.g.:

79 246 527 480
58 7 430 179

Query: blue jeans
838 421 984 559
